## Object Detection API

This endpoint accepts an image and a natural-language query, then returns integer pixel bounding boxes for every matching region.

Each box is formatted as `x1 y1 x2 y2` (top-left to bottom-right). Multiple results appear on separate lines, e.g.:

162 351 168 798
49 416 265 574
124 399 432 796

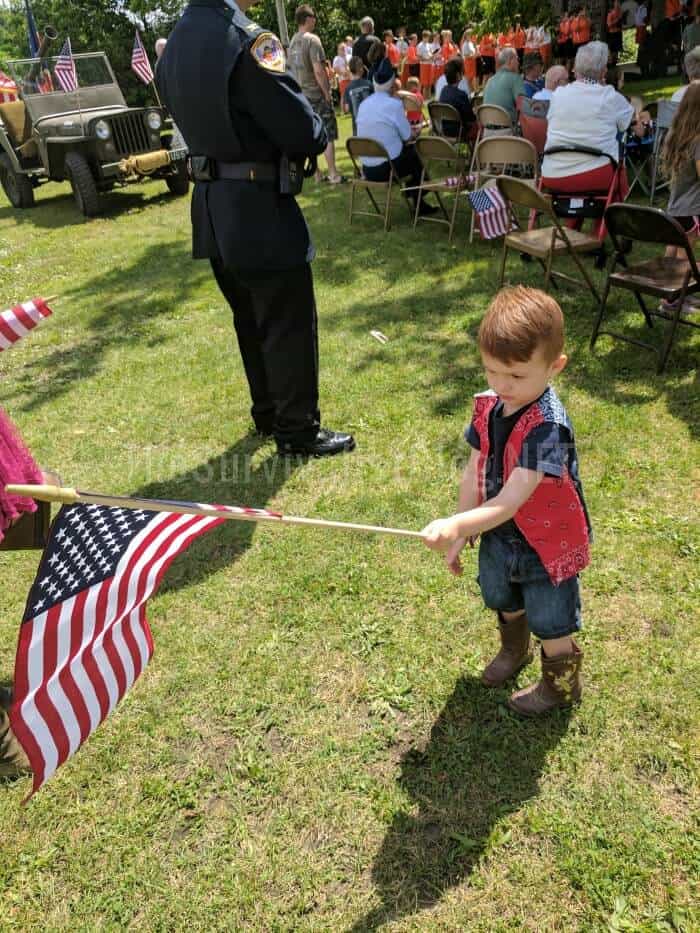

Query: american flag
54 37 78 93
131 31 154 85
0 298 52 352
468 185 513 239
10 501 228 795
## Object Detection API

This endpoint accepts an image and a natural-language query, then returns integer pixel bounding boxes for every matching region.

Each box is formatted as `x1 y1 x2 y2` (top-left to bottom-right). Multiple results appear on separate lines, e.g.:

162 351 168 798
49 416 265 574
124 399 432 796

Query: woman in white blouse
542 41 634 237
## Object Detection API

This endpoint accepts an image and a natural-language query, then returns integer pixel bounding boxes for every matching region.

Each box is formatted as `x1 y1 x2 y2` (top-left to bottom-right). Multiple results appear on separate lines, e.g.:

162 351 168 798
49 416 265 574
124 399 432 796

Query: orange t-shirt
607 9 622 31
386 42 401 66
513 27 525 49
576 15 591 43
406 45 418 64
558 18 570 43
441 41 458 60
665 0 682 17
479 34 496 56
497 32 508 48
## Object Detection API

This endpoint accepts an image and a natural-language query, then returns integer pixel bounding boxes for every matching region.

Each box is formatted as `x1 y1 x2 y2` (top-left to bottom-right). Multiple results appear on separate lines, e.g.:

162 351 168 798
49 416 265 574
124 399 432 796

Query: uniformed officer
157 0 355 457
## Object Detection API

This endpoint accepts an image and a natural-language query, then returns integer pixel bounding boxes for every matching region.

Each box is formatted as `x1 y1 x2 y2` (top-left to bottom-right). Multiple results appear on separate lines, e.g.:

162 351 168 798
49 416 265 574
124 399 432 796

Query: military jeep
0 51 188 217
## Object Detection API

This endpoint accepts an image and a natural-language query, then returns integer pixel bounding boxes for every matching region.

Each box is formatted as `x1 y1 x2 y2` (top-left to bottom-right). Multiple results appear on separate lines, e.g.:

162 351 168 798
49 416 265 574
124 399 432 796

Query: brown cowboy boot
508 640 583 716
0 708 31 778
481 611 533 687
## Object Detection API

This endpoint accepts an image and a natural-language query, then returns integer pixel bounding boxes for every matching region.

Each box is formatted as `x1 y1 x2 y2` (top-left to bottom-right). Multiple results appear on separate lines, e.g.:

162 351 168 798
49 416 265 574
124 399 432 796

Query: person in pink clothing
422 287 591 717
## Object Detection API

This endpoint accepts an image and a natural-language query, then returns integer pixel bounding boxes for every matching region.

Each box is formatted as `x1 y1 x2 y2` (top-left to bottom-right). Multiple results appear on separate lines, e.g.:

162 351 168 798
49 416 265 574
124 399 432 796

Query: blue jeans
477 531 581 640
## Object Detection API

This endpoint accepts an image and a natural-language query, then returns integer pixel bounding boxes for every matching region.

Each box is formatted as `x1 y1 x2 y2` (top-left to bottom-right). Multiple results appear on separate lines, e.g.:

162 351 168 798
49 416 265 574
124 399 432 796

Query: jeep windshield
7 52 116 97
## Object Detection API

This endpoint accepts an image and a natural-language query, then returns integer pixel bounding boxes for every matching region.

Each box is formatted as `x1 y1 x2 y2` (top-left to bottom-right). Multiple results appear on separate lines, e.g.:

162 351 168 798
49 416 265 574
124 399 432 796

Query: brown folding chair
428 101 465 145
411 136 470 241
469 103 513 173
496 176 601 302
590 204 700 372
346 137 412 232
470 136 538 242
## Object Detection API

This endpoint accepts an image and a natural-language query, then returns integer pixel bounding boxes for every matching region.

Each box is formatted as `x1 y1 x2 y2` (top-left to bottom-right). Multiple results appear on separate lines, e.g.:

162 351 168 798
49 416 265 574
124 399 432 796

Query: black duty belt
209 160 277 182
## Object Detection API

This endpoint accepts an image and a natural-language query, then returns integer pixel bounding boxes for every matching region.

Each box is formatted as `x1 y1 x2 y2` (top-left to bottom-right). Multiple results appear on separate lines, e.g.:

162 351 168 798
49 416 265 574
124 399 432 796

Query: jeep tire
165 160 189 196
0 153 35 208
65 151 100 217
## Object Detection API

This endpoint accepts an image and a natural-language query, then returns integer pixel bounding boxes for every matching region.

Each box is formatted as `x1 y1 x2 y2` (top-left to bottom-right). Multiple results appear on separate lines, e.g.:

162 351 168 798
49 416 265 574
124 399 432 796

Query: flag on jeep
54 38 78 93
131 31 154 85
24 0 40 58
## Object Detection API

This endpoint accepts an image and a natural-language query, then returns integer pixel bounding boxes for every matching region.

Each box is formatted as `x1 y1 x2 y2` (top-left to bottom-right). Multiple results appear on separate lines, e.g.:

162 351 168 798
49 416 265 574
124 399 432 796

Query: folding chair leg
413 171 424 230
366 188 381 216
658 278 690 372
384 186 391 232
498 239 508 287
435 191 450 222
634 291 655 329
349 182 355 224
590 274 613 349
569 248 601 304
448 187 461 244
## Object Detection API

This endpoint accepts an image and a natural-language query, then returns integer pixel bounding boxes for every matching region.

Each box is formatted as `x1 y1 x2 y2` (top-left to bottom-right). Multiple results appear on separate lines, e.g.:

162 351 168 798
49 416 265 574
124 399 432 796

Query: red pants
542 163 629 239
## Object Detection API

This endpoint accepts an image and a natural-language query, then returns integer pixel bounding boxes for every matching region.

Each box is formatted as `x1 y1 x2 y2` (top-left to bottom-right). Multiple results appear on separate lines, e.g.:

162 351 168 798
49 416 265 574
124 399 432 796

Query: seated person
541 40 634 237
438 57 477 139
343 55 373 136
356 58 437 215
401 76 425 135
533 64 569 101
434 54 472 98
672 47 700 102
522 52 545 97
483 46 525 121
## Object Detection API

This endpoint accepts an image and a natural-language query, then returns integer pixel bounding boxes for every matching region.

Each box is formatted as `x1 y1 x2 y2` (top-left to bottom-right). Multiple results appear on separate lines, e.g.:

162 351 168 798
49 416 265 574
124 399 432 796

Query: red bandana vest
471 388 591 585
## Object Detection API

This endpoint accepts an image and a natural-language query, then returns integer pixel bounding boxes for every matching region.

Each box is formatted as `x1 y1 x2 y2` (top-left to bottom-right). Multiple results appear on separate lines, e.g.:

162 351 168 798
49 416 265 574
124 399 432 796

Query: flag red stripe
35 605 69 782
9 302 38 331
61 589 93 747
84 580 113 722
0 314 22 344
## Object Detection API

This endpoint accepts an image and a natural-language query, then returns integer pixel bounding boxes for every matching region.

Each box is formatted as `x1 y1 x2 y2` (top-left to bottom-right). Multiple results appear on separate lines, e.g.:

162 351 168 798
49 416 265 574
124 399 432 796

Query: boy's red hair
478 286 565 364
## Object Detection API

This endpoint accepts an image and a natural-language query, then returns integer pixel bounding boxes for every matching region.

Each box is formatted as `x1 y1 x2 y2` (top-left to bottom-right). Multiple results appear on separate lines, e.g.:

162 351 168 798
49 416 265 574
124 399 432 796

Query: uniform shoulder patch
250 32 286 73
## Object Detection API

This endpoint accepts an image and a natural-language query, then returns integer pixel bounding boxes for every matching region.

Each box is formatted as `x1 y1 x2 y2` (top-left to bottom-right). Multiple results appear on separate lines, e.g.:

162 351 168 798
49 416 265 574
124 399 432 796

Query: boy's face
481 348 567 415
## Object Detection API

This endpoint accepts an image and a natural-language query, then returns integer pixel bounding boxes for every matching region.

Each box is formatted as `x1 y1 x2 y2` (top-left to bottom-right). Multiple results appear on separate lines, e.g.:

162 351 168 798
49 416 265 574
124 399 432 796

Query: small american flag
0 298 52 351
468 185 512 239
10 501 228 795
54 37 78 93
131 31 154 85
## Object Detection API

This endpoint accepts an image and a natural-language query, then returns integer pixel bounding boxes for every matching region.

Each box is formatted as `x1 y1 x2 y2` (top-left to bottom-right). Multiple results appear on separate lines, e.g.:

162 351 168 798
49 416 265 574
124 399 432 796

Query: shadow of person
352 675 572 931
130 433 300 595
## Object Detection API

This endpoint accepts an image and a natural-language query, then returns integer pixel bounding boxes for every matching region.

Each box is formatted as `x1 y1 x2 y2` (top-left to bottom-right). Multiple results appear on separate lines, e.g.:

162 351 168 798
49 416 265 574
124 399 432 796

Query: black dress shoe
277 428 356 457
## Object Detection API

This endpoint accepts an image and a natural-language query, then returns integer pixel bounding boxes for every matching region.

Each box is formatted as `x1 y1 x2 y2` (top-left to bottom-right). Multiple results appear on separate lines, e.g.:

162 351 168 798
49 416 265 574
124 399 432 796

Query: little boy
403 76 425 134
422 286 591 716
343 56 373 136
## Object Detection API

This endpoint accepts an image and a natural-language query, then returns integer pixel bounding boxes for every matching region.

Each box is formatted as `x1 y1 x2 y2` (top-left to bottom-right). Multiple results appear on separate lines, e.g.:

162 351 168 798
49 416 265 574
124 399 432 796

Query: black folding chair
590 204 700 372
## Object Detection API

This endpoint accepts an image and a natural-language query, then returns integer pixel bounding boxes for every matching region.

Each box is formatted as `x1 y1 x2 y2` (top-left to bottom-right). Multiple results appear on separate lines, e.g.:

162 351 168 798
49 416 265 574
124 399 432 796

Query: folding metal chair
496 176 601 301
346 137 413 232
539 145 623 243
469 136 538 242
428 101 465 145
649 99 678 204
411 136 470 241
590 204 700 372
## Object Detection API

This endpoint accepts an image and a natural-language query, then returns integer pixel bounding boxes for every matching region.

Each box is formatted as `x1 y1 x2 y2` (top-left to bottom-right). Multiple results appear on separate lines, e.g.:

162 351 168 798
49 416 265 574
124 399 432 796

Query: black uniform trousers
211 259 321 444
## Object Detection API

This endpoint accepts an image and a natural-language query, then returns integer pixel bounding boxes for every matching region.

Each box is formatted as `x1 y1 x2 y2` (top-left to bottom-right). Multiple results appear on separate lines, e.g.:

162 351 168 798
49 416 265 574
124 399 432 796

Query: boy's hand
421 517 462 551
445 536 468 575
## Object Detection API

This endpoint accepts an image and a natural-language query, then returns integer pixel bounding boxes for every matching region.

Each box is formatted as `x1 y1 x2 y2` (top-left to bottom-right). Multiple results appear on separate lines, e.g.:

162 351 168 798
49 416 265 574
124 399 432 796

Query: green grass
1 78 698 931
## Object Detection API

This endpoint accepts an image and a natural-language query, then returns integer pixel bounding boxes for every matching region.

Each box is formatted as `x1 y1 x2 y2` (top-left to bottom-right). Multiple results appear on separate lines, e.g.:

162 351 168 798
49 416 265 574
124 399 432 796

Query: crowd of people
281 5 699 261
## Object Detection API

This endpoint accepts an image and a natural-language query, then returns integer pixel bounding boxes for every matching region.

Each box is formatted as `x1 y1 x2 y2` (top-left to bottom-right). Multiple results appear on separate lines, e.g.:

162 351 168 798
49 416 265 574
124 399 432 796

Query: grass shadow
0 184 180 228
130 433 300 594
6 237 208 414
352 675 571 931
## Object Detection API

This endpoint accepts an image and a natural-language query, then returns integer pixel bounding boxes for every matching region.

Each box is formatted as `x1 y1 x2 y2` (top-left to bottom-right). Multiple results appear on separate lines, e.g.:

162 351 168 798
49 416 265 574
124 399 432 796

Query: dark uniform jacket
157 0 327 271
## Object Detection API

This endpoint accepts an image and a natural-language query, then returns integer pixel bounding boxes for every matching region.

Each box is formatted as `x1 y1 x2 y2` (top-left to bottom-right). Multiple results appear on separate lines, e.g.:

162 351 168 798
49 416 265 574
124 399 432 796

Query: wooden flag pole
5 485 425 540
